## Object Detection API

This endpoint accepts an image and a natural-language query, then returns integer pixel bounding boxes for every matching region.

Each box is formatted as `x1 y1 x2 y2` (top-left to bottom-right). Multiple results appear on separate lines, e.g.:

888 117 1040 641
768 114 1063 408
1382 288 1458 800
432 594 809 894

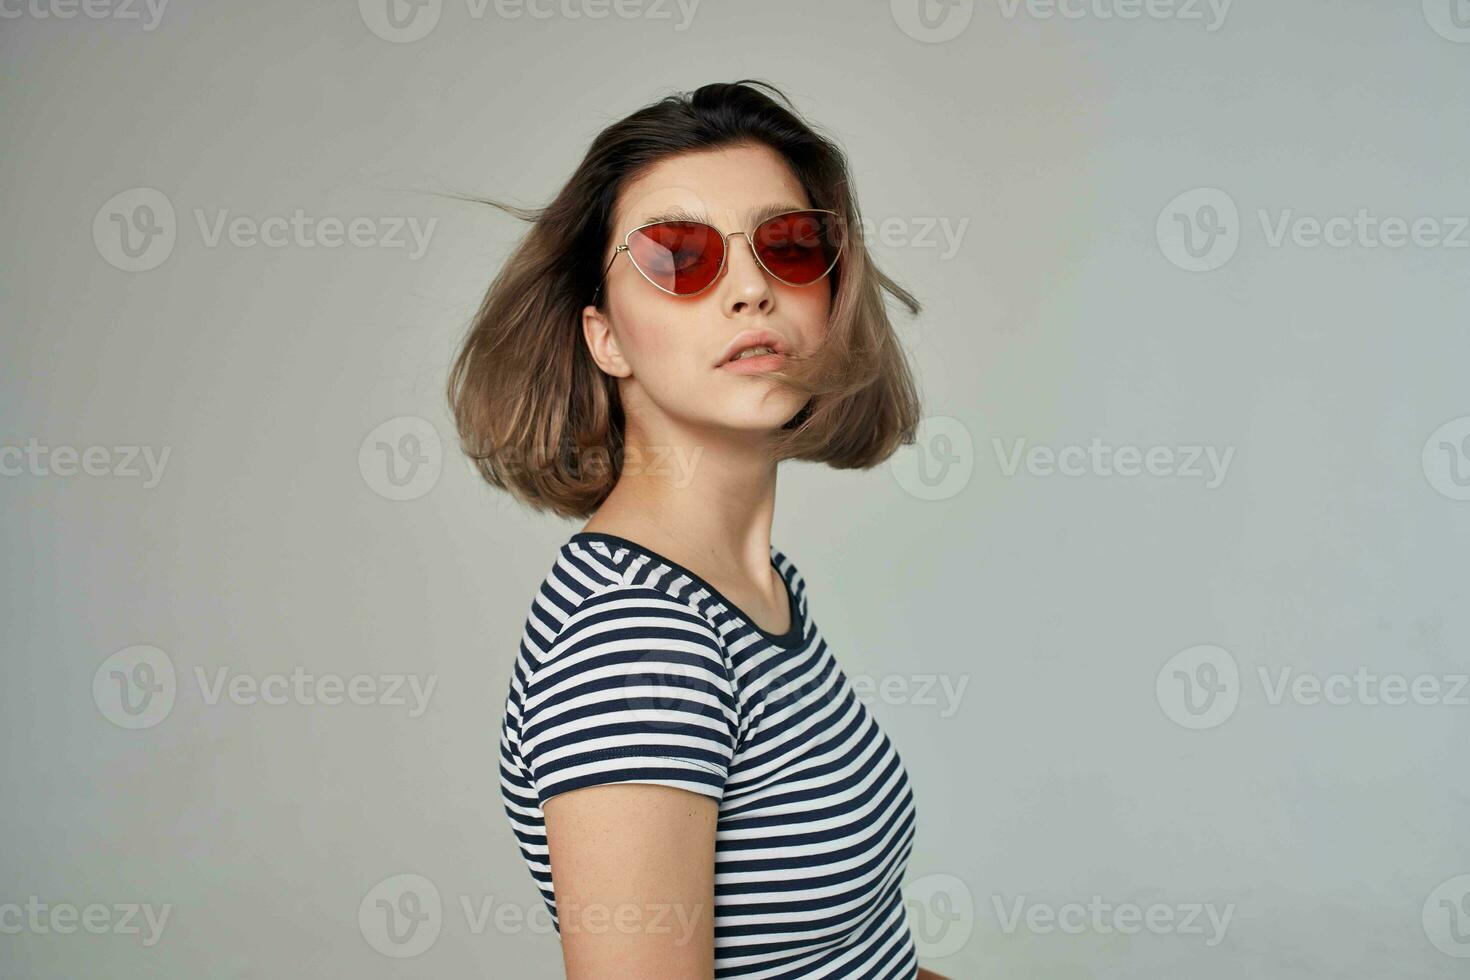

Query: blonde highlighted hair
447 79 924 519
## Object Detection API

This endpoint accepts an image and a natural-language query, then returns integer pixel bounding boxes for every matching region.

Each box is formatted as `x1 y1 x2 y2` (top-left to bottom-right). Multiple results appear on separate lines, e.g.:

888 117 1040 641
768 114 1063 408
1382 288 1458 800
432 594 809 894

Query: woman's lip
716 332 790 367
719 352 786 373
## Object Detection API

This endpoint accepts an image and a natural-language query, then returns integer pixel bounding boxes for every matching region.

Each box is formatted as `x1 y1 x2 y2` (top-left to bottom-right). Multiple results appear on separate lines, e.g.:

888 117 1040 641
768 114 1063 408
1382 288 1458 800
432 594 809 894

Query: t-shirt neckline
568 530 805 649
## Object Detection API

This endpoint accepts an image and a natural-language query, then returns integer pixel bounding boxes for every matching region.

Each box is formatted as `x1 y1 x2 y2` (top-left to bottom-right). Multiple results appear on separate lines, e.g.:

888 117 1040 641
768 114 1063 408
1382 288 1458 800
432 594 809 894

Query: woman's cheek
621 308 704 394
615 300 668 364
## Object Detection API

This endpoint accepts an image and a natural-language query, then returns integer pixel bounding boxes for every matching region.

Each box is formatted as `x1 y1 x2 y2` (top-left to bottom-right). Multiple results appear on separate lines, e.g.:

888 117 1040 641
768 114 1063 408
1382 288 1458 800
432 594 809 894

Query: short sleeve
519 585 739 806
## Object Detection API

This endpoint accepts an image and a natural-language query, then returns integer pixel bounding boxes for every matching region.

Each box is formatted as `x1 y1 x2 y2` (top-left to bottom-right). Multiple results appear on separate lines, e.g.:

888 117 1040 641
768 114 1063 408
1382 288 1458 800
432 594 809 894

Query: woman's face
583 143 831 439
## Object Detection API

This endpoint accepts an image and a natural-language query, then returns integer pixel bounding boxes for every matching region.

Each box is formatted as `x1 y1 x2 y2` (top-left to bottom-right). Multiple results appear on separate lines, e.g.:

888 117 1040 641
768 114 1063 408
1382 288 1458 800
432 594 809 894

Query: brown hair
446 79 923 520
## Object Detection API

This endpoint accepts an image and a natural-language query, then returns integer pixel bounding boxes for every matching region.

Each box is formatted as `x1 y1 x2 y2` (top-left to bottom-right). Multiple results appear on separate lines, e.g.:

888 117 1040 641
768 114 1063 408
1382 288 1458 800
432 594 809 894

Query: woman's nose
720 234 774 310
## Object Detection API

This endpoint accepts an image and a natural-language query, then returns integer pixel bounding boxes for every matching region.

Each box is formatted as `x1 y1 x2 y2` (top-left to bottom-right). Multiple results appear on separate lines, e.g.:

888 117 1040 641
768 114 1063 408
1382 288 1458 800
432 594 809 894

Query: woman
449 79 946 979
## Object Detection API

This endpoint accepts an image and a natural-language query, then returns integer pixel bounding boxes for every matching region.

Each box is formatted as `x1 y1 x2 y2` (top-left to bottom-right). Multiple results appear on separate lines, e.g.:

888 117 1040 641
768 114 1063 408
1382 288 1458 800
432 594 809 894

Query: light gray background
3 1 1468 977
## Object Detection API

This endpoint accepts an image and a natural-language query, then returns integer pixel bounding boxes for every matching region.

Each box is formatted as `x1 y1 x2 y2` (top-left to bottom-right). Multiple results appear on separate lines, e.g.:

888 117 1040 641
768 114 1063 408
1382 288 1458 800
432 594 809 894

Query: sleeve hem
571 745 727 775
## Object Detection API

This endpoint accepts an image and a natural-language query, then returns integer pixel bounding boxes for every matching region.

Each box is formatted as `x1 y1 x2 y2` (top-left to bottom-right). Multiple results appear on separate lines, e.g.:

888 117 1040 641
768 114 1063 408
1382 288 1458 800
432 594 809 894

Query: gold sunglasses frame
591 208 846 305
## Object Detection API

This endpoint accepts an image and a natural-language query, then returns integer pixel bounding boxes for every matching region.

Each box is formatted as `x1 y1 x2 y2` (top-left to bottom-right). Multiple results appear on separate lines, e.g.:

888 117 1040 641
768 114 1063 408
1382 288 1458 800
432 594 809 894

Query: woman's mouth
719 346 785 373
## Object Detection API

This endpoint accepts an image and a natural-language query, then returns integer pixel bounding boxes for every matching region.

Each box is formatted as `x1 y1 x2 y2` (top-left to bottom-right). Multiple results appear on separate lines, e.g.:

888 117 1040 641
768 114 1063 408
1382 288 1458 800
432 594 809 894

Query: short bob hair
447 79 923 520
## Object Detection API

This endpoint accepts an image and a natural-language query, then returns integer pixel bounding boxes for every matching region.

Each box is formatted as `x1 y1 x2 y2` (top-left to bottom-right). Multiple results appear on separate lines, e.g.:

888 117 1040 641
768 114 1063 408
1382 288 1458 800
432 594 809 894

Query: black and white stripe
500 531 920 979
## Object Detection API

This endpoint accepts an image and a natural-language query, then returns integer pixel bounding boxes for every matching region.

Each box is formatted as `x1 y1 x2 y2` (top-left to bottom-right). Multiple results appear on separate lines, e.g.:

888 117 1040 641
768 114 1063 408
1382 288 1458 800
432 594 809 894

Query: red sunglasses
591 208 845 304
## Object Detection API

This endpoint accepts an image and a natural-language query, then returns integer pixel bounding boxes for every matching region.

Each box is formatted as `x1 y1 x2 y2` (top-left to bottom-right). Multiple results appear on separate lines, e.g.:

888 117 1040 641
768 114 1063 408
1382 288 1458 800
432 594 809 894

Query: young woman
449 79 946 980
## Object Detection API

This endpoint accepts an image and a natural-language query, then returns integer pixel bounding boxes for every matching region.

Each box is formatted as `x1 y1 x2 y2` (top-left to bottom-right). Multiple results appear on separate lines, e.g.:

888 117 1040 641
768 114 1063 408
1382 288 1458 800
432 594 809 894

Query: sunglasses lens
627 221 724 295
753 210 843 285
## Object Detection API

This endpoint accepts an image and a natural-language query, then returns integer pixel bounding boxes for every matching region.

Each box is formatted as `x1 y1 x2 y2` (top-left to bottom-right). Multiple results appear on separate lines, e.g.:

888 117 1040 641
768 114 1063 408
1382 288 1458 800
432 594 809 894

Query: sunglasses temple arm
590 246 626 307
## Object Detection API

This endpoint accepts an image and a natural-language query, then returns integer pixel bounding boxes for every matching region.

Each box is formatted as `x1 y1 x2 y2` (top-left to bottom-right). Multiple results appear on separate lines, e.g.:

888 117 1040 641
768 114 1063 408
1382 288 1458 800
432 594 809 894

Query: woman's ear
582 304 631 378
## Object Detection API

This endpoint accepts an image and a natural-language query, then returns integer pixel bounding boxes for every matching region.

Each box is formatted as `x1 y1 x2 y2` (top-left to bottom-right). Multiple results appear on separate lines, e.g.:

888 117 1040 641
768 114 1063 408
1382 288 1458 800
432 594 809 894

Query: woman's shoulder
545 532 714 615
518 535 729 674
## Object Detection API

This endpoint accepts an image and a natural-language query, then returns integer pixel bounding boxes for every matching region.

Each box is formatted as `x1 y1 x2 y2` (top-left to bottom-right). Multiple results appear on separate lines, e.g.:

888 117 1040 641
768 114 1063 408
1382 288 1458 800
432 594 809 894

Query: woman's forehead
628 201 812 230
613 147 810 231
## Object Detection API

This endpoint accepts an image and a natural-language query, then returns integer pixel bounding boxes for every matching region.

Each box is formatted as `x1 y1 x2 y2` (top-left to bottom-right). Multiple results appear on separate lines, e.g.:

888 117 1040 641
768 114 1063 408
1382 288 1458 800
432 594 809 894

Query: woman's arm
544 781 720 979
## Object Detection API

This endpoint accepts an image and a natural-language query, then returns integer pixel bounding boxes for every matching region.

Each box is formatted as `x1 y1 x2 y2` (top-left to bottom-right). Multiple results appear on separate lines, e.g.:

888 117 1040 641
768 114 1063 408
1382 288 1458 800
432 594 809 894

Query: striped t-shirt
499 531 921 979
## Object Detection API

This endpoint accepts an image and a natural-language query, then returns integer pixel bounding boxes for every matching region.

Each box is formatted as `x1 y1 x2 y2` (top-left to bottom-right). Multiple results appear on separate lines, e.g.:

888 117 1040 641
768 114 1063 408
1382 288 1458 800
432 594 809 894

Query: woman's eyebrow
635 203 809 228
747 202 809 226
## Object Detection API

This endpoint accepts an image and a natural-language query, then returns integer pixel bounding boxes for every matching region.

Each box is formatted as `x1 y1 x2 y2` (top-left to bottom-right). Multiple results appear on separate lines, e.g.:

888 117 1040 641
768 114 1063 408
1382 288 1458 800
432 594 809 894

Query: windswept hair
446 79 923 519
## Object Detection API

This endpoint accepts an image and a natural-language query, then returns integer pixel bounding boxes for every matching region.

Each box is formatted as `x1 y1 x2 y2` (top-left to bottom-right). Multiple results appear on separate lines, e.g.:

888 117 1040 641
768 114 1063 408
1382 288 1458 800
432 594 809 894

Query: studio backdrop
2 1 1468 977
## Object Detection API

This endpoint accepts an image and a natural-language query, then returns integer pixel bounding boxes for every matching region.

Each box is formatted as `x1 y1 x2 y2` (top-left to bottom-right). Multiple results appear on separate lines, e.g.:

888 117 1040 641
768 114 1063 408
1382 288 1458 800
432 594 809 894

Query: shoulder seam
562 581 724 636
527 576 734 700
564 540 727 636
